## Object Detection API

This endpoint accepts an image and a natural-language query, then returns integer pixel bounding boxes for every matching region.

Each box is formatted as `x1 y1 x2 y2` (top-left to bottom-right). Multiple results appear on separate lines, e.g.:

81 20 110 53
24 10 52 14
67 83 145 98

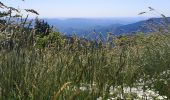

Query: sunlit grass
1 27 170 99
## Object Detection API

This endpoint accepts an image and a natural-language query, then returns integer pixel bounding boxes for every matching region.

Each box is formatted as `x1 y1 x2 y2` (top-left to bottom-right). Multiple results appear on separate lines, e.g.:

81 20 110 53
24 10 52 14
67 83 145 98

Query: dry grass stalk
52 82 72 100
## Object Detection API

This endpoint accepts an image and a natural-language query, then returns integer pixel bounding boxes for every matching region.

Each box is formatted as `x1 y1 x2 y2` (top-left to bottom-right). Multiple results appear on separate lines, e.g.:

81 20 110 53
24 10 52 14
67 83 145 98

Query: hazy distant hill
44 17 146 36
43 17 170 39
114 17 170 35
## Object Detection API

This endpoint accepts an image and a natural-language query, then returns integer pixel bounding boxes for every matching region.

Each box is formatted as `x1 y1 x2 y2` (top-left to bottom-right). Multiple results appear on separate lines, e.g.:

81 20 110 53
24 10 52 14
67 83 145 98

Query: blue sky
1 0 170 18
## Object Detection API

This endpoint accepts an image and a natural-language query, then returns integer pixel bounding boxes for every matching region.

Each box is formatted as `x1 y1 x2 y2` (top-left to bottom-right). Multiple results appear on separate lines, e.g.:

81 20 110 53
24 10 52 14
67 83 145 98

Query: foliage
0 2 170 99
1 24 170 99
34 19 52 37
35 32 65 48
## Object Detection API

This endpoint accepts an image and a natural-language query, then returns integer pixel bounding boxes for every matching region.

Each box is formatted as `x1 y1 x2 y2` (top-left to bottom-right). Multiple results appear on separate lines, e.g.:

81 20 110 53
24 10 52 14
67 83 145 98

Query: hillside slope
114 17 170 35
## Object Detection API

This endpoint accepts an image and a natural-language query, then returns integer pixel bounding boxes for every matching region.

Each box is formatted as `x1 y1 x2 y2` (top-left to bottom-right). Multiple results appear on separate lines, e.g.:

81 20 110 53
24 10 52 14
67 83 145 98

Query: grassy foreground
0 27 170 99
0 1 169 99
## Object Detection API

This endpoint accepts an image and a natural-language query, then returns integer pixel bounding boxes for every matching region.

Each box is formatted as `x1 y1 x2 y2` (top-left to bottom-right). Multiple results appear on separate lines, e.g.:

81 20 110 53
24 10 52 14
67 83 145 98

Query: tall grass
0 4 170 99
1 28 170 99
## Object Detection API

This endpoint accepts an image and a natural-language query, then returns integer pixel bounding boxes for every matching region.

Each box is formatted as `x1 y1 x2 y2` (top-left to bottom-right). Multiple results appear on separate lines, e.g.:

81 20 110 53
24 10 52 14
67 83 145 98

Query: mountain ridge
114 17 170 35
44 17 147 35
44 17 170 38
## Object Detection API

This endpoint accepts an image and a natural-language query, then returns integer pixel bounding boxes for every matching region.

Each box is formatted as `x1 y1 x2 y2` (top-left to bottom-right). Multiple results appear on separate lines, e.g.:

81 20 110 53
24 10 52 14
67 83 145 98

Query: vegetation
0 1 170 100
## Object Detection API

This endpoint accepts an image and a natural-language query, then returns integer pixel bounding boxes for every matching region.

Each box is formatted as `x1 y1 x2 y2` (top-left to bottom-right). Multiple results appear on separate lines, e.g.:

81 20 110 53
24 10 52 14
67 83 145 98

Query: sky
1 0 170 18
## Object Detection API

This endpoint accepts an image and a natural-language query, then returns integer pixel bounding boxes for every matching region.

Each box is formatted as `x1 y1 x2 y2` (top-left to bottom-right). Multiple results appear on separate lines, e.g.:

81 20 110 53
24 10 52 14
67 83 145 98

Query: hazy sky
1 0 170 18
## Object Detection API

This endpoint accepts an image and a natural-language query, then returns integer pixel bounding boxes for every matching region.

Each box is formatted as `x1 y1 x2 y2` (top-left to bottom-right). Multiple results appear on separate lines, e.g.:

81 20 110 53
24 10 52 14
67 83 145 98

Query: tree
34 19 52 37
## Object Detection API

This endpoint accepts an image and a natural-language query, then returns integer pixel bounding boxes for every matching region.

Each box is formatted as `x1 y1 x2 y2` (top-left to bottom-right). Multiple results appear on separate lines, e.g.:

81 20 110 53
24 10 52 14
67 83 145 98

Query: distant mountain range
44 17 170 39
114 17 170 35
44 17 146 34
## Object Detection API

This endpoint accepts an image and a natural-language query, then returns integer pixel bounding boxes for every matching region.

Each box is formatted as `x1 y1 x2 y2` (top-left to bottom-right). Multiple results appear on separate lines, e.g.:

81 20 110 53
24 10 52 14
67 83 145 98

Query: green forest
0 1 170 100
